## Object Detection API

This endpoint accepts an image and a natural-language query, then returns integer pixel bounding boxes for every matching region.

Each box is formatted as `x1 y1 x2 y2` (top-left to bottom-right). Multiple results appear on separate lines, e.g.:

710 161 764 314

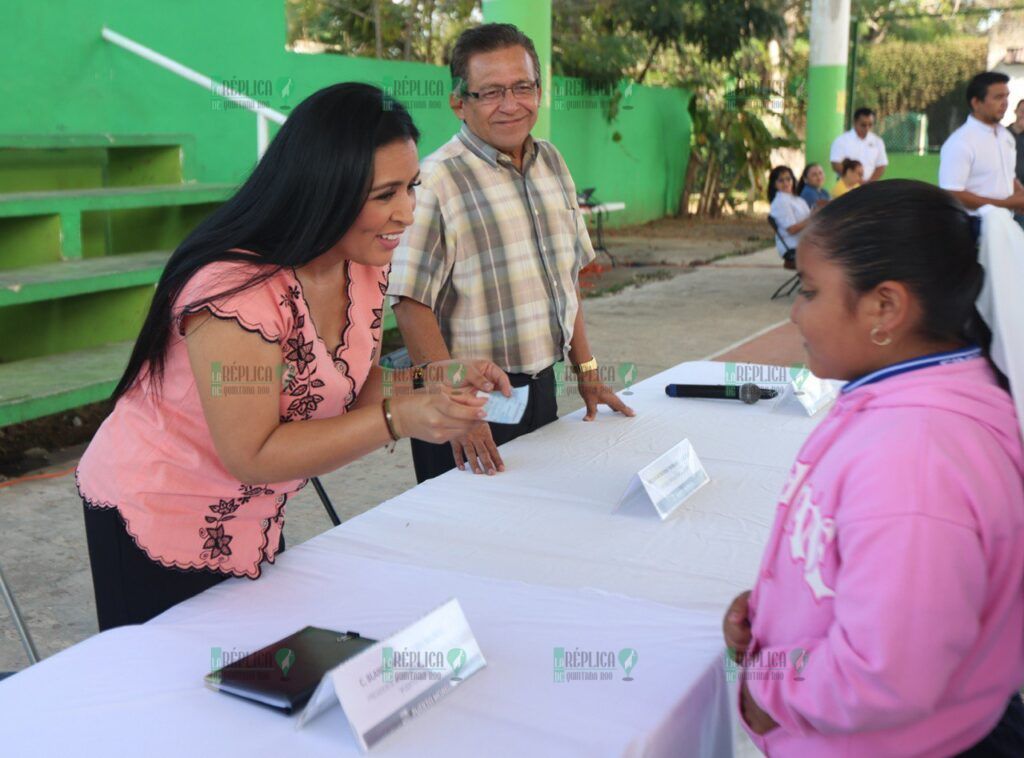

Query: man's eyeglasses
462 80 540 103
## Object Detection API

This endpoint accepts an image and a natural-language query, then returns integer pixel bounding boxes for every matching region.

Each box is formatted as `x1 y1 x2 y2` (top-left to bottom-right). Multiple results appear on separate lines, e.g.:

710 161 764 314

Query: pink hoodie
741 356 1024 757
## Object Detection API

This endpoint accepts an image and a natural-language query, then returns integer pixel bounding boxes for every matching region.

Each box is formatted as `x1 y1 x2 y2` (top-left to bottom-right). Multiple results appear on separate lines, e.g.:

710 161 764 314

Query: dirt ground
607 211 771 242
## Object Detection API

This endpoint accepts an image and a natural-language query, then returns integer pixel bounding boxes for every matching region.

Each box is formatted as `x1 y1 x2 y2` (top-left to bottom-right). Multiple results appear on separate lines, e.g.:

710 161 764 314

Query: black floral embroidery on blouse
200 484 276 563
285 336 315 374
370 265 390 356
279 286 325 422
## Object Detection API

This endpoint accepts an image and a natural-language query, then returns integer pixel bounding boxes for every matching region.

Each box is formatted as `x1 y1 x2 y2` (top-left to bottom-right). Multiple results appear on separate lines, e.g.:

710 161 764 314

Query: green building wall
1 0 691 227
883 153 941 185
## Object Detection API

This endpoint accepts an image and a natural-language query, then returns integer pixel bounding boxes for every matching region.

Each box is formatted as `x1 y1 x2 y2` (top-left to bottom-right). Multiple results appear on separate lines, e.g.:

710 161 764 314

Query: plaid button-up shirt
387 124 595 374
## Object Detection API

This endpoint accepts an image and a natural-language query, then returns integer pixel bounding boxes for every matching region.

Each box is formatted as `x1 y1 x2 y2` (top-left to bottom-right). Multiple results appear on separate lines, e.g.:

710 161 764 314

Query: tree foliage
853 0 988 43
553 0 786 86
855 35 987 145
286 0 479 64
551 0 788 217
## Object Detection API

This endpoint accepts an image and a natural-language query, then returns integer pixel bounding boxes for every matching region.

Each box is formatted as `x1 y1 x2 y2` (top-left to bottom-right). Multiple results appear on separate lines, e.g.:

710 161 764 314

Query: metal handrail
101 27 287 159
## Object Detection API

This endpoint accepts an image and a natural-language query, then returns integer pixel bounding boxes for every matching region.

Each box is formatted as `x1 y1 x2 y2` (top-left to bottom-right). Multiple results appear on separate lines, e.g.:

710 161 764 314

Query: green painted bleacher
0 342 134 426
0 251 170 307
0 184 235 218
0 137 220 424
0 134 396 427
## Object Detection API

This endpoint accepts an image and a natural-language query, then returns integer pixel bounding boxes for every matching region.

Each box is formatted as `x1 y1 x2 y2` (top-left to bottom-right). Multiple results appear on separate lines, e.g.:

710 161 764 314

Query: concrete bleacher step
0 250 170 306
0 182 234 263
0 182 235 217
0 341 134 426
0 301 396 427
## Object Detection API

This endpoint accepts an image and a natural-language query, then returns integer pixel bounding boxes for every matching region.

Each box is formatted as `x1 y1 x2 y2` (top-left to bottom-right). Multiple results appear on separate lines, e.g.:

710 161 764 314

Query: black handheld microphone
665 383 778 405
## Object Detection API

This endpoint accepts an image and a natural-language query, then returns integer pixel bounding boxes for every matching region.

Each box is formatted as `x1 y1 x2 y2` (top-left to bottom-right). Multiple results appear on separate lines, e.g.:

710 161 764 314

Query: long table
0 361 825 756
327 361 820 612
0 552 732 756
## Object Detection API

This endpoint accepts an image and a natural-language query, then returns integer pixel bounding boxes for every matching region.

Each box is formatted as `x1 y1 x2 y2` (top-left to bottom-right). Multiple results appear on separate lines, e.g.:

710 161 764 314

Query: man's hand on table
577 369 635 422
452 421 504 475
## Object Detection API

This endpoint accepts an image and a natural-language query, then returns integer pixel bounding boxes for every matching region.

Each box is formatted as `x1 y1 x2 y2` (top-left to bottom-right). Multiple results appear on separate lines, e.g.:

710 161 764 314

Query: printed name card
297 598 486 752
479 385 529 425
616 439 710 520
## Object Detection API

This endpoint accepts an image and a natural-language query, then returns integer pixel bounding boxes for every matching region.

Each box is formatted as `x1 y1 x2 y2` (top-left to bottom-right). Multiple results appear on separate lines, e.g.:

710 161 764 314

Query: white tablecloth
328 362 823 613
0 552 731 757
0 360 824 756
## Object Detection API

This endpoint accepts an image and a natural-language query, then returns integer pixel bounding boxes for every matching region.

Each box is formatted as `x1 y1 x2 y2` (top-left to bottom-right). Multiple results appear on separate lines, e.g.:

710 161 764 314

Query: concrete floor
0 244 800 673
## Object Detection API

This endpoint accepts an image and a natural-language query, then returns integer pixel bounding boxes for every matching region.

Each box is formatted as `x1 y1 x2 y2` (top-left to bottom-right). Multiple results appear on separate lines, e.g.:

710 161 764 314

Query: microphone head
738 383 761 404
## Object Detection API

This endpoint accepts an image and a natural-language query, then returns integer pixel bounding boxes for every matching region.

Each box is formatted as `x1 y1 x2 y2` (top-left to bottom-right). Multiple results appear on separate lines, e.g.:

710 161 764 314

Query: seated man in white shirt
829 108 888 182
939 70 1024 224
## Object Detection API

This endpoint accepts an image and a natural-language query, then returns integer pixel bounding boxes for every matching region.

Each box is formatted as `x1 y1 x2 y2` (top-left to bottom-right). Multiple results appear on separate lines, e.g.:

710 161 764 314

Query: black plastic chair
767 216 800 300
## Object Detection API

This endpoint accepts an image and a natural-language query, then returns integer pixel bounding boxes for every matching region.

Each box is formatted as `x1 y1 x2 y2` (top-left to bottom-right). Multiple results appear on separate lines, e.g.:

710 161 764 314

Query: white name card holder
297 597 486 752
616 439 710 520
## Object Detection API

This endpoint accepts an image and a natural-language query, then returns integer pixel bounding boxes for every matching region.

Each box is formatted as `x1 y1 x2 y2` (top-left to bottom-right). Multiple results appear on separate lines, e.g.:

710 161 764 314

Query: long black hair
112 83 420 401
803 179 1000 380
767 165 796 202
796 162 821 198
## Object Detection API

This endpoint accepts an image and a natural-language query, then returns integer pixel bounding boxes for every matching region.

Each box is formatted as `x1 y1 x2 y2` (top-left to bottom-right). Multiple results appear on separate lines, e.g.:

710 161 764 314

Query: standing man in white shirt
829 107 888 182
939 71 1024 221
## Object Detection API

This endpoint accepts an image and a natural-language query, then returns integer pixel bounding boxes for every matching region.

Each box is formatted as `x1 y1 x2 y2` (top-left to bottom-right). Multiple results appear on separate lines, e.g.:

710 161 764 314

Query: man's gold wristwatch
571 357 599 375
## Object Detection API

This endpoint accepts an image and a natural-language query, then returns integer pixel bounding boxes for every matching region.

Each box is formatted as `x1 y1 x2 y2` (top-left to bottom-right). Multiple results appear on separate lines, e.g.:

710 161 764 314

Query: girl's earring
870 325 893 347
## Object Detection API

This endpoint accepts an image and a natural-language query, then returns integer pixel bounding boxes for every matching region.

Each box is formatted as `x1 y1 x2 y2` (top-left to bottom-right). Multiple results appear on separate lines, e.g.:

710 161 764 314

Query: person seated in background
724 180 1024 756
796 162 830 209
831 158 863 198
768 165 811 268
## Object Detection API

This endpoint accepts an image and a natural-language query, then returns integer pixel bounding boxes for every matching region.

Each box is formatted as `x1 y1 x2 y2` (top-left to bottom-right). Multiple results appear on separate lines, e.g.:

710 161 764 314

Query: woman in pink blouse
76 83 510 630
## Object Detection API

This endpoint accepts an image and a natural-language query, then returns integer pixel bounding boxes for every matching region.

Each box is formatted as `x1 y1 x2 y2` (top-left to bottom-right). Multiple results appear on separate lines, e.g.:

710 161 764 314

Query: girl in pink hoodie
724 180 1024 756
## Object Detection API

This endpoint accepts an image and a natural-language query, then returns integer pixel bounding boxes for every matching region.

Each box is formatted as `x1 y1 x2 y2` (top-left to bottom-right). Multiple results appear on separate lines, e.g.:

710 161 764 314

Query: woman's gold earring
870 326 893 347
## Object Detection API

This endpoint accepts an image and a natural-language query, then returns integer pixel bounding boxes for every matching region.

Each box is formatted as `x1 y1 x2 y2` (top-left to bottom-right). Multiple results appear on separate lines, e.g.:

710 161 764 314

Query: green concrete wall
0 0 690 226
884 153 940 184
551 83 692 225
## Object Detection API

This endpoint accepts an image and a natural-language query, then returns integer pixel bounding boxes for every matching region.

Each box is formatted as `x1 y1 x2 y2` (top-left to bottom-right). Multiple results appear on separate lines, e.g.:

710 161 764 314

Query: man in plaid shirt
389 23 634 483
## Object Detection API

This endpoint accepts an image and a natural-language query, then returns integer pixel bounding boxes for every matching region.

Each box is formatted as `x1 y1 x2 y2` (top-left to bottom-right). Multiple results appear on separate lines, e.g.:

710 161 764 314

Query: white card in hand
479 385 529 425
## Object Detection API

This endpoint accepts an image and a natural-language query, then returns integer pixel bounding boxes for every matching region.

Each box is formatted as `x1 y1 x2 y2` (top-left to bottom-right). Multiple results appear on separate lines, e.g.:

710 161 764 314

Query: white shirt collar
967 114 1002 135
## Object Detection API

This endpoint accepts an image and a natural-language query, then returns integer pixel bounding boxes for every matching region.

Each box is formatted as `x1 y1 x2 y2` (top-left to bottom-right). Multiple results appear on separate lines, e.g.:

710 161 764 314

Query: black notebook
204 626 376 713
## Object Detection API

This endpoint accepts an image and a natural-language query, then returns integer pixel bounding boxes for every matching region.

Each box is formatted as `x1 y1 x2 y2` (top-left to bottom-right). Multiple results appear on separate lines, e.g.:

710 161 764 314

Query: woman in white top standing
768 165 811 268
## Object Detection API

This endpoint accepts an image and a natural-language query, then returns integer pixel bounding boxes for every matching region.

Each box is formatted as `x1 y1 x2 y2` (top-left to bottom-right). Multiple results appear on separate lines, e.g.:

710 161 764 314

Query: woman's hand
741 681 779 735
723 590 752 662
426 359 512 398
389 385 489 444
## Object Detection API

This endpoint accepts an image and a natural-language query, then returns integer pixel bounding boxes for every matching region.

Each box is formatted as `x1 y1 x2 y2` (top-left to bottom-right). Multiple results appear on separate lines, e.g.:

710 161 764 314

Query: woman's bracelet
381 398 400 442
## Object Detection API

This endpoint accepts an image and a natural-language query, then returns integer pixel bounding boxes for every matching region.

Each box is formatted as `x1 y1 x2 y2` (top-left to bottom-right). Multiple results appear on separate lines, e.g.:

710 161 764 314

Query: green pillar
482 0 552 140
806 0 850 169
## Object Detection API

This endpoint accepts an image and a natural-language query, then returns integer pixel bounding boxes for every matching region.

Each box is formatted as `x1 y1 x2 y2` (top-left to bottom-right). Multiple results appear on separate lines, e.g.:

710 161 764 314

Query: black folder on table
204 626 376 714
